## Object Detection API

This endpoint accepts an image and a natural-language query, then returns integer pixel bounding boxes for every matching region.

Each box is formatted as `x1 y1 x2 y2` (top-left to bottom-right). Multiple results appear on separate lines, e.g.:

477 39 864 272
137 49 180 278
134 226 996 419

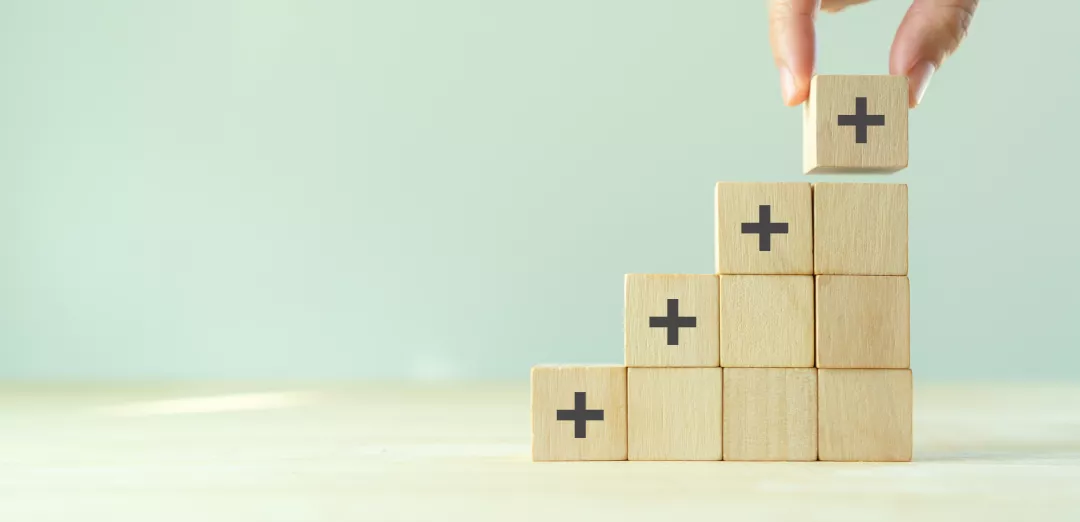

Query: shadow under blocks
532 75 911 463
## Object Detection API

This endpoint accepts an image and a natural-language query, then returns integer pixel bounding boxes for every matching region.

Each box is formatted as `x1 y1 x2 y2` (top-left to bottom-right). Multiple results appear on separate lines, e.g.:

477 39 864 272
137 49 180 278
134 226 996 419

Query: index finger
768 0 819 106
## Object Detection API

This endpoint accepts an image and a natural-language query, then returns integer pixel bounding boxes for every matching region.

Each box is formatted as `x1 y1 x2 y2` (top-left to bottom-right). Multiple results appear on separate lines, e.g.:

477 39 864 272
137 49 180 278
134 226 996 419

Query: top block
803 75 908 174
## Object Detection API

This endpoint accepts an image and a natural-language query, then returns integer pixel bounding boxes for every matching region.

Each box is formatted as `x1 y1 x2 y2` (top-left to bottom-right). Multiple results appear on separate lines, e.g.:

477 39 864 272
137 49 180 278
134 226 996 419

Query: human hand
768 0 978 108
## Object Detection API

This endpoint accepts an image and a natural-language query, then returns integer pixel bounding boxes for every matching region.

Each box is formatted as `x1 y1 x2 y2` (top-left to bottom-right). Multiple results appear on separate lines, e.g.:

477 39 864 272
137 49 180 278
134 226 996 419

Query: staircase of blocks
531 75 913 463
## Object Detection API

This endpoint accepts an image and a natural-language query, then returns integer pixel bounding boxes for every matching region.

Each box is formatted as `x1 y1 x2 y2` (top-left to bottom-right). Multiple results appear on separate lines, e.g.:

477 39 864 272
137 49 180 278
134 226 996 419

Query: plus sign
556 392 604 439
837 96 886 144
741 204 789 252
649 298 697 346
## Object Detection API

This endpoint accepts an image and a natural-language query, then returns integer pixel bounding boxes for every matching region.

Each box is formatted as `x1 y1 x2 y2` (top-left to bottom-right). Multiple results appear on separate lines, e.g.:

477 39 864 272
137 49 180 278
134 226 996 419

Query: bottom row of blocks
531 366 912 462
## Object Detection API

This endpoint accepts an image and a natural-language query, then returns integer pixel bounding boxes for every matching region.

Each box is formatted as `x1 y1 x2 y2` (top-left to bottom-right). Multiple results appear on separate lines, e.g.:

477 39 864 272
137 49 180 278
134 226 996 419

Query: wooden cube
818 369 913 462
627 368 723 461
803 75 908 173
625 274 718 367
715 182 813 275
723 368 817 461
816 276 910 369
719 275 814 368
531 365 627 461
813 183 908 275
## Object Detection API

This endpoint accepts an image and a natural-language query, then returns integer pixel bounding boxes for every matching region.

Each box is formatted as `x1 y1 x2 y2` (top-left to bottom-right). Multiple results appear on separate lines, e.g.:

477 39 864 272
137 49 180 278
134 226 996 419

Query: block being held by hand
804 75 909 174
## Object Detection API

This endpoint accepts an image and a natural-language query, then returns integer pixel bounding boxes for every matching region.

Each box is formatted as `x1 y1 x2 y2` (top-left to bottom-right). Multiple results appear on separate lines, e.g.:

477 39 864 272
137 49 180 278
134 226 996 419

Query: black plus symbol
837 96 886 144
741 204 789 252
556 392 604 439
649 298 697 346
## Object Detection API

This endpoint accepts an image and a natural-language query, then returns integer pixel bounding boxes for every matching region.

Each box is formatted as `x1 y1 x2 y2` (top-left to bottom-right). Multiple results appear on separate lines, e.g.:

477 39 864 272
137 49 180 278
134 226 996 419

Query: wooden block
813 182 908 275
628 368 722 461
803 75 908 173
719 275 814 368
531 365 627 461
818 369 913 462
816 275 910 369
714 182 813 275
723 368 817 461
624 274 718 367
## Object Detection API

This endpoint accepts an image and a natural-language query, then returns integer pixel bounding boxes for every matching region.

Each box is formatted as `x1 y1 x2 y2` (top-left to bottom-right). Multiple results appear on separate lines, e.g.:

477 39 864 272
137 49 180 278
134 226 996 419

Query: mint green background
1 2 1076 380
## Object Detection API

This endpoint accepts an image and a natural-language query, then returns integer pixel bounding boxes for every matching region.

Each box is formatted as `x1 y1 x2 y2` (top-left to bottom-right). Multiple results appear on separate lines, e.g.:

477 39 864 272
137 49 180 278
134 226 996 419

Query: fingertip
784 90 810 107
907 61 936 108
780 67 798 105
780 67 812 106
768 0 818 106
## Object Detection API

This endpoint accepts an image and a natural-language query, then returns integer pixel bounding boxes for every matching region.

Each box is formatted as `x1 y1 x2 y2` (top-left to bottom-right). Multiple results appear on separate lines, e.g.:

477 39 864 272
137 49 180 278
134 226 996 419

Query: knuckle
769 0 817 22
931 0 978 59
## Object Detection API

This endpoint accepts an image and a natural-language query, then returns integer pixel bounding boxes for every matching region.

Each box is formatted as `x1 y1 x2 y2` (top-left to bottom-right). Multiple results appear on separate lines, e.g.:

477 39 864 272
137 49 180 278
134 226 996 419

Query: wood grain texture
625 274 719 367
628 368 722 461
715 182 813 275
816 276 910 369
723 368 817 461
531 365 627 461
803 75 908 173
719 275 814 368
818 369 912 462
813 182 908 275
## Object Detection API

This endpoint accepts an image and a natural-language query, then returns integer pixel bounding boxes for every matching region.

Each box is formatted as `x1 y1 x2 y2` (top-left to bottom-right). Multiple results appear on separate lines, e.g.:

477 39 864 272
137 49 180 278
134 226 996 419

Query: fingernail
908 61 936 107
780 67 798 105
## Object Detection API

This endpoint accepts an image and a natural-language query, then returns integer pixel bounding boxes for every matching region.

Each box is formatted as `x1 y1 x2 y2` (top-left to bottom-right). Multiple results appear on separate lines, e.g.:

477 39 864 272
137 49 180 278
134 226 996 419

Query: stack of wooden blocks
532 75 912 462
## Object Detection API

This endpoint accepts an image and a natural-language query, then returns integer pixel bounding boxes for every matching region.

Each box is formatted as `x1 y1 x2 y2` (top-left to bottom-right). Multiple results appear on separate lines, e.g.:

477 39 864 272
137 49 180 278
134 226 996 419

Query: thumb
890 0 979 107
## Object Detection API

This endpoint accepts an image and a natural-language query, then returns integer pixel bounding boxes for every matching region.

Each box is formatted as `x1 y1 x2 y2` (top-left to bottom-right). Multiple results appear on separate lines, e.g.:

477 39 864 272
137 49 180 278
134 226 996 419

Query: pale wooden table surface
2 382 1079 521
